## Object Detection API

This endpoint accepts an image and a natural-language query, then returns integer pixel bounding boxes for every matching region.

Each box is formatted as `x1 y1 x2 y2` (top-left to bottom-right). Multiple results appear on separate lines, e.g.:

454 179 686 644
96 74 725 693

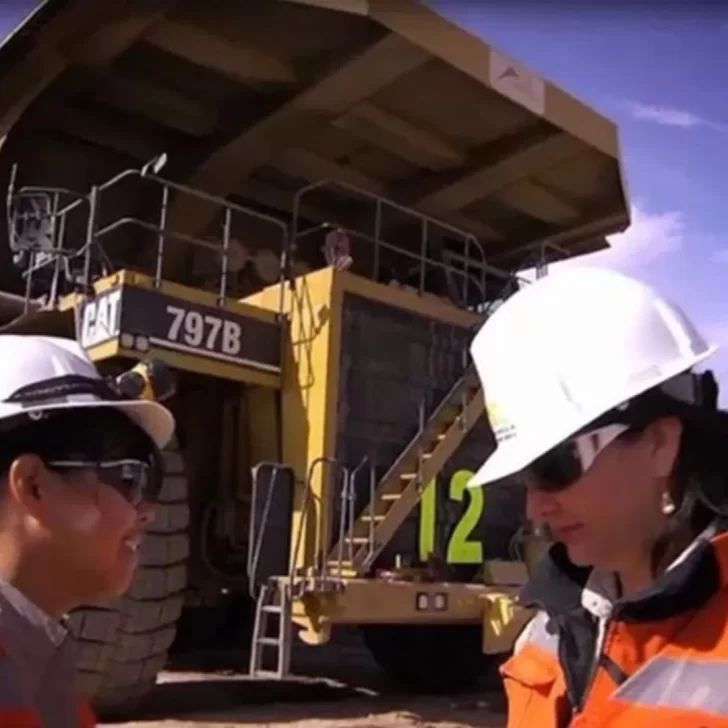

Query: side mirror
8 193 55 254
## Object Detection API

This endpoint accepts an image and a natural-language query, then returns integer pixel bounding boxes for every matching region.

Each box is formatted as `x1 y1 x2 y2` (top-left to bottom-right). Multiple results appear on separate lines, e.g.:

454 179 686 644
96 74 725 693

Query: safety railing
290 179 518 312
334 455 377 569
288 457 351 585
246 454 376 595
6 154 290 314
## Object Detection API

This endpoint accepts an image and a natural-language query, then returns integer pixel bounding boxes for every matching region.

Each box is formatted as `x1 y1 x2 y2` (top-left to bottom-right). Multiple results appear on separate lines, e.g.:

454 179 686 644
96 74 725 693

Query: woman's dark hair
612 371 727 570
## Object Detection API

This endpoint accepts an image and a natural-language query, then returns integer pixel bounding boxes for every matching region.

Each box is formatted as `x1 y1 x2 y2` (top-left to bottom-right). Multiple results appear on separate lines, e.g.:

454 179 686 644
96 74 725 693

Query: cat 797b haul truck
0 0 630 719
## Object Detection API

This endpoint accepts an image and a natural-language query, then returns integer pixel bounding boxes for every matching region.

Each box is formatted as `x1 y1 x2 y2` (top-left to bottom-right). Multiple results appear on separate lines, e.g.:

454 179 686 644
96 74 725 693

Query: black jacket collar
519 522 727 622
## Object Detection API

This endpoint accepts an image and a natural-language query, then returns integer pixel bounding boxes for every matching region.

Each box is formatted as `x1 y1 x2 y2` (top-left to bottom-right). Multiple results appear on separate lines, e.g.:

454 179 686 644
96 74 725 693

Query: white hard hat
469 267 717 487
0 335 175 449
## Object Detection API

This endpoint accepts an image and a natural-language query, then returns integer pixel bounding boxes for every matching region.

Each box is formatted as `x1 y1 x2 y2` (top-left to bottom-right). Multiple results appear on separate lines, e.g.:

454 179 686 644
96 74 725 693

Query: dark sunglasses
46 458 160 506
520 423 630 492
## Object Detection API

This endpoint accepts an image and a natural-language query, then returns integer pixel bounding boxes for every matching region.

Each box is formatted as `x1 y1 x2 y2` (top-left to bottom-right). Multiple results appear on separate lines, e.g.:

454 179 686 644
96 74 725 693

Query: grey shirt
0 579 82 728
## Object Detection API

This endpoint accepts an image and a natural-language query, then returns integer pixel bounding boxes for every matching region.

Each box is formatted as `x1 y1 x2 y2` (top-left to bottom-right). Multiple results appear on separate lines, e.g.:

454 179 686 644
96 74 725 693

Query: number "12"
418 470 485 564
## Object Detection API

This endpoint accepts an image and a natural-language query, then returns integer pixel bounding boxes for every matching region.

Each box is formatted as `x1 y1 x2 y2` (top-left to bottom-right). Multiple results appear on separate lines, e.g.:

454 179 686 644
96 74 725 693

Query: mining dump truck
0 0 630 719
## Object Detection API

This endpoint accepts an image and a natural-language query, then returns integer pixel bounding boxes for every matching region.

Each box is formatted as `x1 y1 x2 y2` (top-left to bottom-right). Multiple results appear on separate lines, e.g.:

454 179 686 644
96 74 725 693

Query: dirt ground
107 671 506 728
103 637 507 728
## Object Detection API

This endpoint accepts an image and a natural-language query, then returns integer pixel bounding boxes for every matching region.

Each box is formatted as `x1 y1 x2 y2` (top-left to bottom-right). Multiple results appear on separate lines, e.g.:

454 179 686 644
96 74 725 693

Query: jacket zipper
573 615 612 717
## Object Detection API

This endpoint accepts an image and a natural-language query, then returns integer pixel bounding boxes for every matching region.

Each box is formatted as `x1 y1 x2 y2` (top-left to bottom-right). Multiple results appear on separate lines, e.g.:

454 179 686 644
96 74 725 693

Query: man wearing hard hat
469 267 728 727
0 334 175 727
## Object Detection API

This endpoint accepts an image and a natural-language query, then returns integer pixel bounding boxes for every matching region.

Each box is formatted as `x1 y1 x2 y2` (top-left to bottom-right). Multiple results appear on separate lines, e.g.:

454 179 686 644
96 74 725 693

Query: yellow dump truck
0 0 630 719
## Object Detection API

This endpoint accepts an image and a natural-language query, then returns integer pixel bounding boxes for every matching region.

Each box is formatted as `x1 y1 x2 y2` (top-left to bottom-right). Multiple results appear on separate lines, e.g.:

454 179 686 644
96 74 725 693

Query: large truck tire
360 623 502 692
69 443 190 720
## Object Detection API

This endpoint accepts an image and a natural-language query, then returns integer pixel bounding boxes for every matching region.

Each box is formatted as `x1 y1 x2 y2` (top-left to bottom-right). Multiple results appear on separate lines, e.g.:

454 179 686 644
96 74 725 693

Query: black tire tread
360 623 497 693
70 442 190 719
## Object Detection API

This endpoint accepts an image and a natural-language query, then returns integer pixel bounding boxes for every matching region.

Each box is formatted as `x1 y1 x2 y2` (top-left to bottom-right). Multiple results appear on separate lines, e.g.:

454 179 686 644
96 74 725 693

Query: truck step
249 583 293 680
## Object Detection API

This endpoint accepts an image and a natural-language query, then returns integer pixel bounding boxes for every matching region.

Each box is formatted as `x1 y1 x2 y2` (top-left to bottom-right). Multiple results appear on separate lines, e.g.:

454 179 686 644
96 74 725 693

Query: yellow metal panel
84 339 121 362
289 576 520 625
116 346 280 388
242 267 339 573
285 576 531 655
244 267 490 576
323 270 344 480
245 386 281 464
122 269 280 326
338 270 483 328
59 270 126 311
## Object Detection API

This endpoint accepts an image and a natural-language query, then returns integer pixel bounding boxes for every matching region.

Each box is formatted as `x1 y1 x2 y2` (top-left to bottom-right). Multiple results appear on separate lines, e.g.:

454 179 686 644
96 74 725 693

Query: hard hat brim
12 398 175 451
468 344 719 490
467 438 532 489
109 399 175 450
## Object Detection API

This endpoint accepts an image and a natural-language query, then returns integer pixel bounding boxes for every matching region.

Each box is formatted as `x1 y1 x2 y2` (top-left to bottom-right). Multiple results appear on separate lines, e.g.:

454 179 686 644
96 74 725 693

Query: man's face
24 460 153 600
5 409 159 607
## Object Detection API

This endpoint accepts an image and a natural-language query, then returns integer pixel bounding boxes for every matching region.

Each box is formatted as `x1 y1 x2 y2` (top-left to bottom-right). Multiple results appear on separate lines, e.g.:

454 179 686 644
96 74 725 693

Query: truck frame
0 0 630 719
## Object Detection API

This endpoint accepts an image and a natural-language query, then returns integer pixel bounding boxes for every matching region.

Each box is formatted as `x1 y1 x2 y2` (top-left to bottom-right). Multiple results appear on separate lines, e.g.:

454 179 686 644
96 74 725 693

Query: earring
661 491 676 515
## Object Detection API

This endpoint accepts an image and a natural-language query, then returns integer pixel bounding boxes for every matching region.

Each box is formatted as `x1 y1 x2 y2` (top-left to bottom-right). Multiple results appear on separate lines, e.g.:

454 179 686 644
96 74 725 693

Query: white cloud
623 101 728 135
571 203 684 272
519 202 685 280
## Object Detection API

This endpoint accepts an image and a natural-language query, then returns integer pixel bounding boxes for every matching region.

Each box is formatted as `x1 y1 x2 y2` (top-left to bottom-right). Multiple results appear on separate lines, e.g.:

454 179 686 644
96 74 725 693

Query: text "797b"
166 304 242 356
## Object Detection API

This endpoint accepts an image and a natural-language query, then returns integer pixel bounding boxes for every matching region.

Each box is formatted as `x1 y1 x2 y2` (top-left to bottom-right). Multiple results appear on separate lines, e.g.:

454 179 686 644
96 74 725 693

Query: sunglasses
521 423 630 492
46 458 160 506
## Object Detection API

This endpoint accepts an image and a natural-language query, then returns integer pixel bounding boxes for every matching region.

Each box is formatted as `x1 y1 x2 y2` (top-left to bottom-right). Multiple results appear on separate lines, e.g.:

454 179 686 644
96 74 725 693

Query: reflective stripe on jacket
501 523 728 728
0 581 96 728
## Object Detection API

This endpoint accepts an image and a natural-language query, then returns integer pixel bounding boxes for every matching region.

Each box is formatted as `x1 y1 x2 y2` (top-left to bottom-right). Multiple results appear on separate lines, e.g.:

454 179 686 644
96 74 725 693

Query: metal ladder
249 580 293 679
327 365 484 574
248 457 347 680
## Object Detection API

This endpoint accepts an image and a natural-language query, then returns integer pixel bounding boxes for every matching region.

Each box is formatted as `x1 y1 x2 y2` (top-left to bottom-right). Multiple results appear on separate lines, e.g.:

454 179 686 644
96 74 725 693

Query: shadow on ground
128 675 505 726
104 627 506 726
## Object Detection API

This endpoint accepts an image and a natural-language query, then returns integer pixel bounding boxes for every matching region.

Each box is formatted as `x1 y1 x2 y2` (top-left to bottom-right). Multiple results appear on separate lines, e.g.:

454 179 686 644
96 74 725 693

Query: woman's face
524 417 683 573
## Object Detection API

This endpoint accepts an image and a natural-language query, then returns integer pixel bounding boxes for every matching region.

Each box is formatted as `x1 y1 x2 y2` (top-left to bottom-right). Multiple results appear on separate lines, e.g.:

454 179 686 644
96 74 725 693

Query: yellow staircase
327 366 484 575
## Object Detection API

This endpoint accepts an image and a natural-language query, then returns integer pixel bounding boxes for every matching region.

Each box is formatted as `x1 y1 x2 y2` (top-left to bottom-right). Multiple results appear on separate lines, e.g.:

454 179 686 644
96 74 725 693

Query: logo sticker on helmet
486 401 517 443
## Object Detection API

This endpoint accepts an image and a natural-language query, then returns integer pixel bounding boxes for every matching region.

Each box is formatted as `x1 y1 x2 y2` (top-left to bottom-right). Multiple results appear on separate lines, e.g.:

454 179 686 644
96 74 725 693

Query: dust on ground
108 670 506 728
102 628 507 728
102 644 505 728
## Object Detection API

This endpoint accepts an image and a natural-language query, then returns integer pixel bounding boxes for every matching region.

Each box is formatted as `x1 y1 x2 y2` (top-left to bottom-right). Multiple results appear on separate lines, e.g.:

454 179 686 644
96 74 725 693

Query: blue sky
2 2 728 396
429 1 728 400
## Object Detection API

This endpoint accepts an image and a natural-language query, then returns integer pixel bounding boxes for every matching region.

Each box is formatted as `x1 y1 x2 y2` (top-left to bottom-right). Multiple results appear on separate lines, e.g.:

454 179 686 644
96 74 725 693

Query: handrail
247 461 290 597
5 155 291 319
83 159 290 306
291 179 492 310
289 457 350 585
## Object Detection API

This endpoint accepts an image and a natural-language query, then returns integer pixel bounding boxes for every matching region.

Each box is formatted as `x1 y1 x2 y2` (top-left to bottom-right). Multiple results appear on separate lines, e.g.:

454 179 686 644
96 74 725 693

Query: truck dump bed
0 0 629 295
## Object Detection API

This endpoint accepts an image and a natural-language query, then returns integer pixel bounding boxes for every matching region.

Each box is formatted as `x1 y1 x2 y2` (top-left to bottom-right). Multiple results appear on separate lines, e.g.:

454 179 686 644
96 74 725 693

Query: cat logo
79 288 122 348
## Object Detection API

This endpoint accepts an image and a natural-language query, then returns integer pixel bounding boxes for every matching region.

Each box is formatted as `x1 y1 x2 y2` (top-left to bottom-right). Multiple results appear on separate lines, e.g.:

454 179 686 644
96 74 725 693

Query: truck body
0 0 630 719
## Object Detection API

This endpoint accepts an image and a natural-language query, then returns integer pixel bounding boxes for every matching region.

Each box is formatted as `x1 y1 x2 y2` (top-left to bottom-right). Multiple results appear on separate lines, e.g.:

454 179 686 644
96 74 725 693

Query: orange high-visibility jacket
501 524 728 728
0 581 97 728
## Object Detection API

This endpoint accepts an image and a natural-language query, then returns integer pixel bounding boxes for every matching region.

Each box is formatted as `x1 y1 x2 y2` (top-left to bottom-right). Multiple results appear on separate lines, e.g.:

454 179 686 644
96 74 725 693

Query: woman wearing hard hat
468 267 728 728
0 334 175 727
